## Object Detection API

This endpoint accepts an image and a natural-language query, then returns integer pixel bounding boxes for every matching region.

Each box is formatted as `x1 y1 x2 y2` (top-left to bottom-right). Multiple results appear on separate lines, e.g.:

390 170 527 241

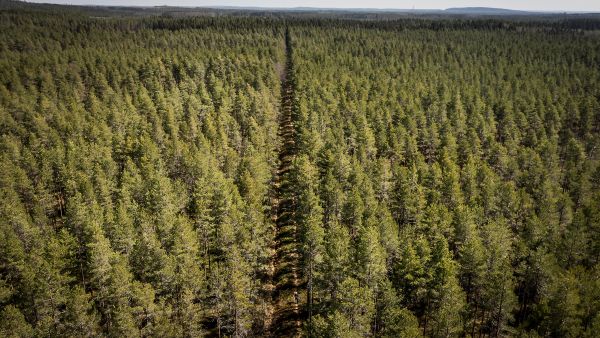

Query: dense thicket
0 9 599 338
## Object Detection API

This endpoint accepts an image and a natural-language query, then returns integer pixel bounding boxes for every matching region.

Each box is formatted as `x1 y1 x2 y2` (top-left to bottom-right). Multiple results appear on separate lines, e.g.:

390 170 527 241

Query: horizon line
24 2 600 14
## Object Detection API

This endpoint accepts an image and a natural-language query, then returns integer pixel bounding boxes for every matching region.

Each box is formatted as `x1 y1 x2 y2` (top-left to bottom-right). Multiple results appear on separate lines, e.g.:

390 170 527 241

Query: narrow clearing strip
265 28 303 337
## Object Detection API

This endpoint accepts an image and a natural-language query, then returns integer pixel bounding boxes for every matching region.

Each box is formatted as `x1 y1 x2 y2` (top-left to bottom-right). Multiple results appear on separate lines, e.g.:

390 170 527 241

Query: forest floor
264 31 304 337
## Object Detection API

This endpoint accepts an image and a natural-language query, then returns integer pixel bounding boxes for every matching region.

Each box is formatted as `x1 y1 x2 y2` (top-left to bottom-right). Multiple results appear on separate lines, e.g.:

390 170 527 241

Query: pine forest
0 3 599 337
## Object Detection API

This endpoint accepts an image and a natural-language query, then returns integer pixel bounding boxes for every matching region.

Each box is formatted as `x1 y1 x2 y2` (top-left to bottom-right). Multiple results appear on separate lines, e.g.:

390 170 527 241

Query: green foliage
0 11 282 337
1 8 599 337
0 305 33 338
291 16 599 337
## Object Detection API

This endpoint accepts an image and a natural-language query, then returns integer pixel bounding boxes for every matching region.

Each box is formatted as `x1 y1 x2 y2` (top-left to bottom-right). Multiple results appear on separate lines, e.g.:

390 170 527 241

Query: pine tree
58 287 100 338
294 155 325 331
479 219 517 337
377 279 420 338
426 236 465 337
0 305 33 338
321 218 350 303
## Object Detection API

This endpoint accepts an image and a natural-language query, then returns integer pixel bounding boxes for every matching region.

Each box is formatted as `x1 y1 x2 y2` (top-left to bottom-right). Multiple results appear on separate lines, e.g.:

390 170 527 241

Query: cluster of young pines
0 8 599 338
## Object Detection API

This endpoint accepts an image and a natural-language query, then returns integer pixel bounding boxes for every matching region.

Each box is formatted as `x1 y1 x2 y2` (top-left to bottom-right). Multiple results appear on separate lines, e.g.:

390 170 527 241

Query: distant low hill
444 7 537 15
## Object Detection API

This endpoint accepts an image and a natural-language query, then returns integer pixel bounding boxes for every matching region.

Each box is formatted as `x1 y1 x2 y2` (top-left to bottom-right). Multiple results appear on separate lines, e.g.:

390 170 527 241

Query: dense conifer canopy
0 5 599 337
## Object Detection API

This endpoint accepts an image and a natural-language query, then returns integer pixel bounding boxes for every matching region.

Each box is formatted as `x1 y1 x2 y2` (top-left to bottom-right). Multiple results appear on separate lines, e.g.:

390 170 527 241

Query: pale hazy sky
26 0 600 12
